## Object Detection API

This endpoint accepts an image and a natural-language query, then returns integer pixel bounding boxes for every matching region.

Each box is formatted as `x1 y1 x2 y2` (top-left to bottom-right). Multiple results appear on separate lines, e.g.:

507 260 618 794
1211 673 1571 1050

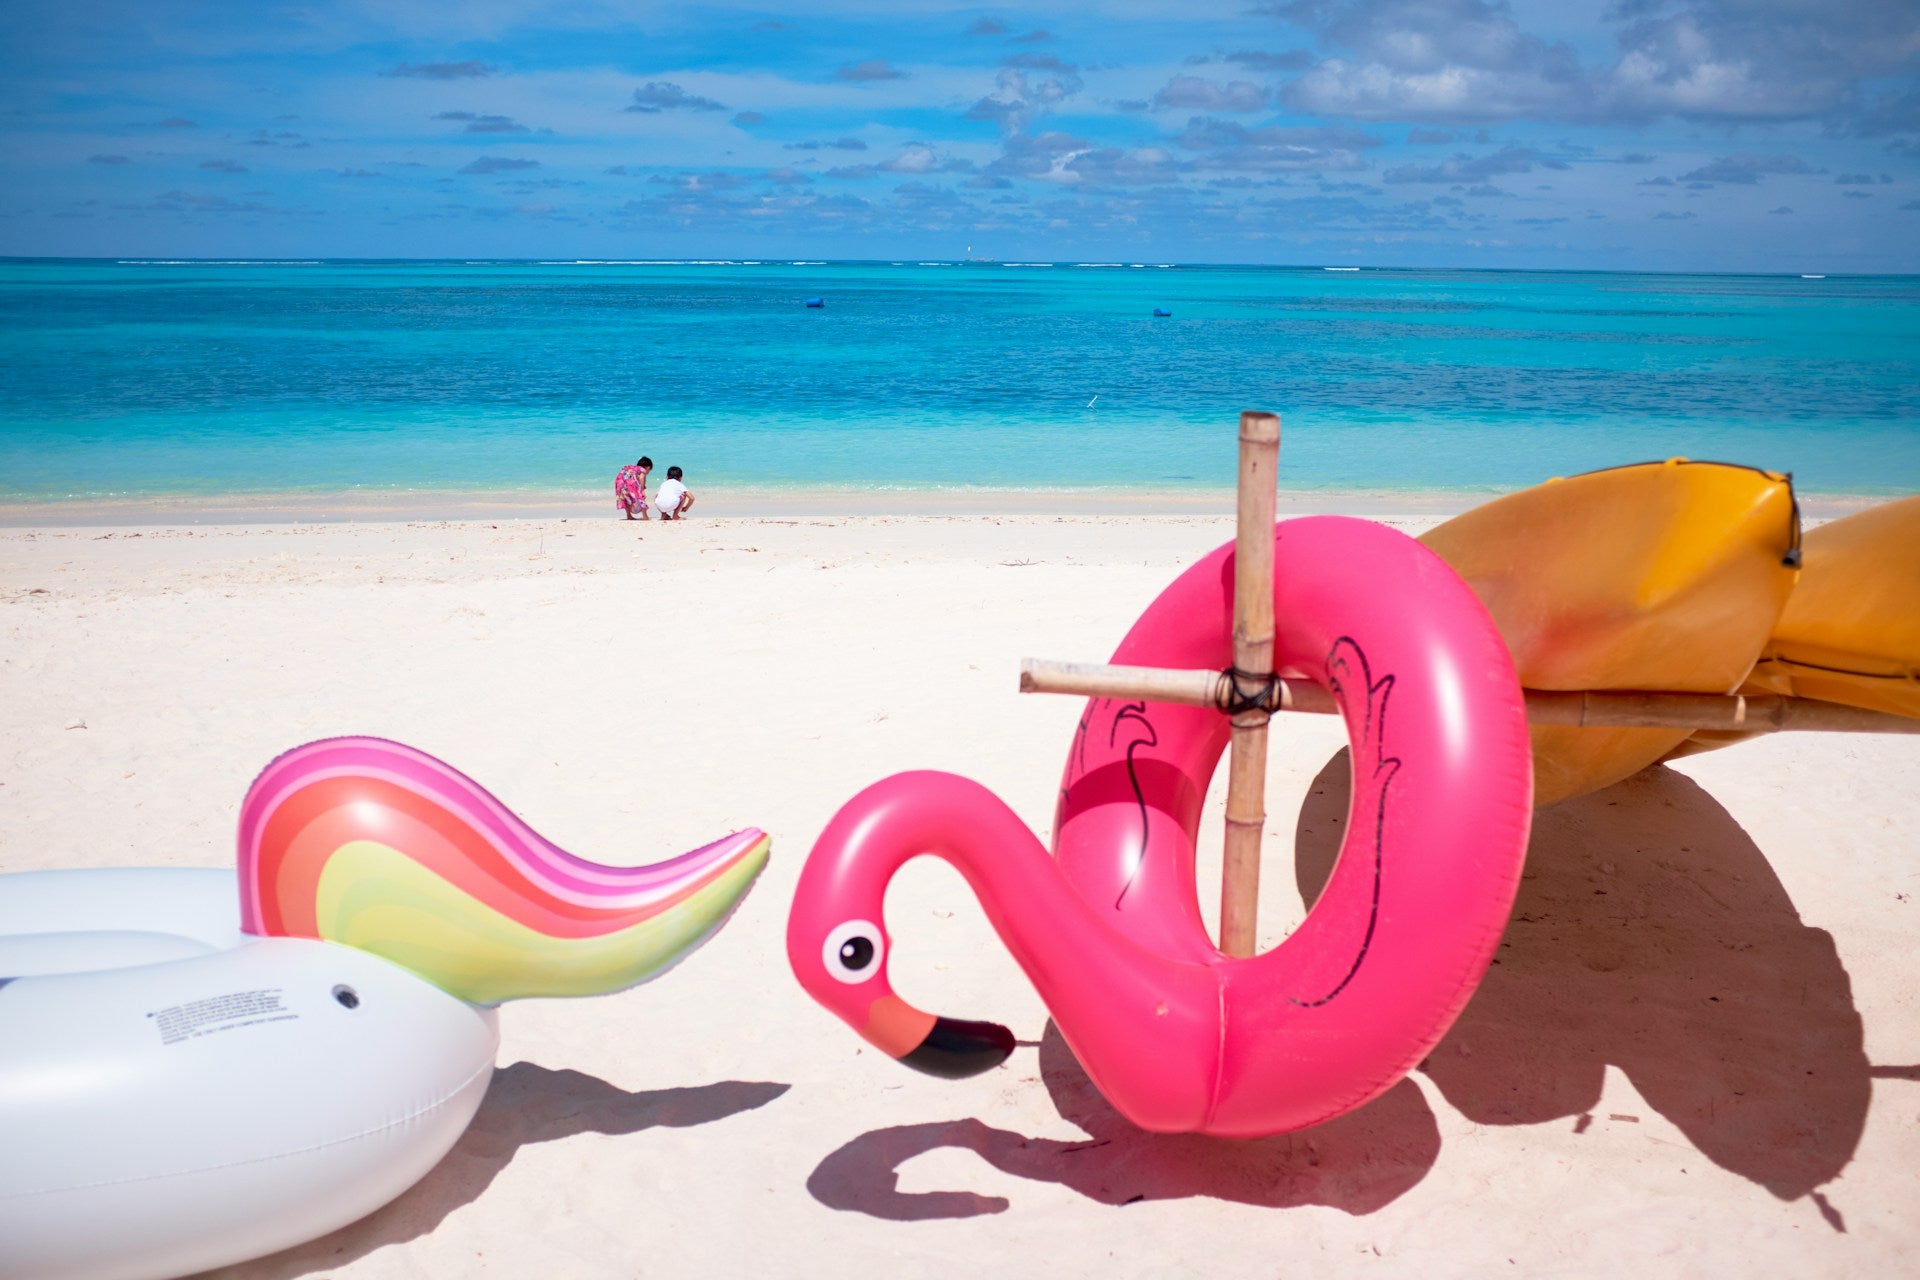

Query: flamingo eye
822 919 884 984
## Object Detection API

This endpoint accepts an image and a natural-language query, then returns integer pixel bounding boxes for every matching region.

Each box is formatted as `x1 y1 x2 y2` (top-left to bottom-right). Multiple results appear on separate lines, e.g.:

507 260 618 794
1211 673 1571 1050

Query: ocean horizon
3 257 1917 508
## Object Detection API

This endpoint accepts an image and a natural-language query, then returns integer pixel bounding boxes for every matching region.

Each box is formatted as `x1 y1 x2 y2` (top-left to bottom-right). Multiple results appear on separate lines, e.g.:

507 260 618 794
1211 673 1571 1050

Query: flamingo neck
834 771 1094 951
833 771 1221 1131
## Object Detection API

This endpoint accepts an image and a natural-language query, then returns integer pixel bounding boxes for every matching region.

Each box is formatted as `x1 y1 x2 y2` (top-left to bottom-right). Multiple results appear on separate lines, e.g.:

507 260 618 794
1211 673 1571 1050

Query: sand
3 500 1917 1278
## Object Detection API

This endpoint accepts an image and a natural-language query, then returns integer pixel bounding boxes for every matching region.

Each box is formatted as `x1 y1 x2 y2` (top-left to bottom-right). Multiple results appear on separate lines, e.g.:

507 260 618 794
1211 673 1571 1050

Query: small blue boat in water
1152 307 1172 317
805 297 825 308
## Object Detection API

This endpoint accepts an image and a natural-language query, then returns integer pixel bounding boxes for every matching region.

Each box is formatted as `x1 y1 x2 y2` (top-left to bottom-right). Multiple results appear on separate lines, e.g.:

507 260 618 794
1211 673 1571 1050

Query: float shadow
1298 754 1868 1206
806 1022 1439 1220
202 1063 790 1278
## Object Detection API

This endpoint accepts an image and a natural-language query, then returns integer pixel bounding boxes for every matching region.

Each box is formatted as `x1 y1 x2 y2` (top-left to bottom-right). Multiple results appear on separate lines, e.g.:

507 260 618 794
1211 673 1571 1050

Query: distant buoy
805 297 825 308
1152 307 1172 317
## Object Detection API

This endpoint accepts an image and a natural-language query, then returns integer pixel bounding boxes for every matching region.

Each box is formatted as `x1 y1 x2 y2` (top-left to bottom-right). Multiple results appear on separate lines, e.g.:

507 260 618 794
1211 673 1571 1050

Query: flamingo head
786 777 1015 1080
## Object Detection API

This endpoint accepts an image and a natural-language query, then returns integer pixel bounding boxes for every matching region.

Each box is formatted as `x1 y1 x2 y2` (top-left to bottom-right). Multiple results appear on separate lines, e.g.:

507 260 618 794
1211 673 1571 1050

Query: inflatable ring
1 737 769 1280
788 516 1533 1136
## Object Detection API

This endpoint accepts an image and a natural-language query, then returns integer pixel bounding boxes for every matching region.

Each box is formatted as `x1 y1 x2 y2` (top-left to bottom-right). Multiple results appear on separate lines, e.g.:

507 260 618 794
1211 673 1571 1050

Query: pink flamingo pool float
789 516 1534 1136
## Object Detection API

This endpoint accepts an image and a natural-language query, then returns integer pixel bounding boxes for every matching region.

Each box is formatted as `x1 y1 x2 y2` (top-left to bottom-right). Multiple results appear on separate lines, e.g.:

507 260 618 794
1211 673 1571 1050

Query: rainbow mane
238 737 770 1004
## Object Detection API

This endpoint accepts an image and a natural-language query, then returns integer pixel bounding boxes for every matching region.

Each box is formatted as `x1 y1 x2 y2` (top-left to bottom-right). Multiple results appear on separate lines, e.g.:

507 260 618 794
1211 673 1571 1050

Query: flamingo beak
862 993 1015 1080
903 1016 1017 1080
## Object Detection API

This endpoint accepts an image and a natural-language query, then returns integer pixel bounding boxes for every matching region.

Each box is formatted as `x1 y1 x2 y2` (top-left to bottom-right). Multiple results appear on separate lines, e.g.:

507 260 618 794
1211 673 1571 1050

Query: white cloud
1152 75 1270 113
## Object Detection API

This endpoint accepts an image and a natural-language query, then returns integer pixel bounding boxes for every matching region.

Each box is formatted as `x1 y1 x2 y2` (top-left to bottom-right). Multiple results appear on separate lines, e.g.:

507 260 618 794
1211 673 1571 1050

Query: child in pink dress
614 456 652 520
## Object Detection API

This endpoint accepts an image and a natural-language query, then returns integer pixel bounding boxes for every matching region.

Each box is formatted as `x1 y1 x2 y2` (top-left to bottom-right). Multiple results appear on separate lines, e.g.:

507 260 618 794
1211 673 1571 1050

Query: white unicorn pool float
0 737 770 1280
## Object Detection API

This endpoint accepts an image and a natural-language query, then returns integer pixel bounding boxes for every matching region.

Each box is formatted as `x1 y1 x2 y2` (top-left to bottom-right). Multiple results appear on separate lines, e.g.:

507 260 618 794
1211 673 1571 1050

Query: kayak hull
1421 459 1800 806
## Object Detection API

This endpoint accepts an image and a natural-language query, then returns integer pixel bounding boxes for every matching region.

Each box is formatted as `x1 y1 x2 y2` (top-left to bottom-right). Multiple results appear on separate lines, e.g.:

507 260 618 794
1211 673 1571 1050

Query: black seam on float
1060 701 1097 823
1073 701 1093 780
1109 701 1158 910
1288 636 1399 1009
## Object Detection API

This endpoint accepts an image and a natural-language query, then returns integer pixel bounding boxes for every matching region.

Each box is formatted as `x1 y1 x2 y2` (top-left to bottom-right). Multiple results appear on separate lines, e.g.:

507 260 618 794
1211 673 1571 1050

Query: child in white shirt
656 466 695 520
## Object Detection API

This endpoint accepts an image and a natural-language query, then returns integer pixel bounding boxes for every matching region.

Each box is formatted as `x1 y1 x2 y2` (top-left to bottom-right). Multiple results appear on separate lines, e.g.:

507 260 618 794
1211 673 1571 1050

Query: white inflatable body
0 868 499 1280
0 735 773 1280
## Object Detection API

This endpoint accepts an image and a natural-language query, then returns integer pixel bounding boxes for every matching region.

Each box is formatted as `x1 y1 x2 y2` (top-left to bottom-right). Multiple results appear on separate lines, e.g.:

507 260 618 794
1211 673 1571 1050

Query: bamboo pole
1522 690 1920 733
1220 411 1280 958
1019 657 1920 735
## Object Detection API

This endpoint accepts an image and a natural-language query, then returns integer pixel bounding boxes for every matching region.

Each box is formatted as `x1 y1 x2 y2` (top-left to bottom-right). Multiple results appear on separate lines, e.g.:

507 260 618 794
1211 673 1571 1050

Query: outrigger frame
1018 411 1919 958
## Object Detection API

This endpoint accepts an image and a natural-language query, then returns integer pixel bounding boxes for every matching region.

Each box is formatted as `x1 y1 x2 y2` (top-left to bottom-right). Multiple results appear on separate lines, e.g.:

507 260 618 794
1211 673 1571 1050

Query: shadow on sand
806 1024 1439 1220
810 754 1875 1223
202 1064 789 1278
1296 753 1870 1216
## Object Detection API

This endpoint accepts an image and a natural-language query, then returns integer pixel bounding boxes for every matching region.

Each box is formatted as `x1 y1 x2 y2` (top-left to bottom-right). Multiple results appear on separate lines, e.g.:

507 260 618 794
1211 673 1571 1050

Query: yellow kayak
1741 495 1920 717
1668 493 1920 758
1419 459 1800 806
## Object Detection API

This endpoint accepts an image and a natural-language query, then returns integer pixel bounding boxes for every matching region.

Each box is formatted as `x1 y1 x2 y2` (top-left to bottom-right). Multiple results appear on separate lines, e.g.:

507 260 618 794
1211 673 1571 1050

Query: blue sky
4 1 1917 270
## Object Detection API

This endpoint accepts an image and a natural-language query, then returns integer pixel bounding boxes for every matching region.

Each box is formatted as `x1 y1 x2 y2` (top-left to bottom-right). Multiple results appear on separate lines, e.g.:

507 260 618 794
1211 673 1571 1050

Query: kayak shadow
1297 753 1869 1207
201 1063 790 1278
805 1022 1439 1220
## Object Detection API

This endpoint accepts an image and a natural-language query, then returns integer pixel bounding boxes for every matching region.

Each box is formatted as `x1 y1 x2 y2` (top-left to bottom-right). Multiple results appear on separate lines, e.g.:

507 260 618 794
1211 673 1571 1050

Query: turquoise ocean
1 258 1916 503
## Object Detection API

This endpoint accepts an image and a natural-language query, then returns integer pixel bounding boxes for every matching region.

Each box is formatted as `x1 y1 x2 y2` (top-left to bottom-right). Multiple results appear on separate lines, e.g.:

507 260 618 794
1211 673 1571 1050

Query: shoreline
0 482 1894 527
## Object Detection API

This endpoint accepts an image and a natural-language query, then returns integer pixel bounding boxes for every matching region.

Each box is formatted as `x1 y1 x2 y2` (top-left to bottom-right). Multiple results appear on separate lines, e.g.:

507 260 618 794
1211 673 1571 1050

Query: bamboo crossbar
1019 657 1920 735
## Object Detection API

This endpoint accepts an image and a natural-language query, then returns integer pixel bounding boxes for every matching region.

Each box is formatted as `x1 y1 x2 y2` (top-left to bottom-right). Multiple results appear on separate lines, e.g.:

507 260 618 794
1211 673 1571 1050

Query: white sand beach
3 500 1917 1278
